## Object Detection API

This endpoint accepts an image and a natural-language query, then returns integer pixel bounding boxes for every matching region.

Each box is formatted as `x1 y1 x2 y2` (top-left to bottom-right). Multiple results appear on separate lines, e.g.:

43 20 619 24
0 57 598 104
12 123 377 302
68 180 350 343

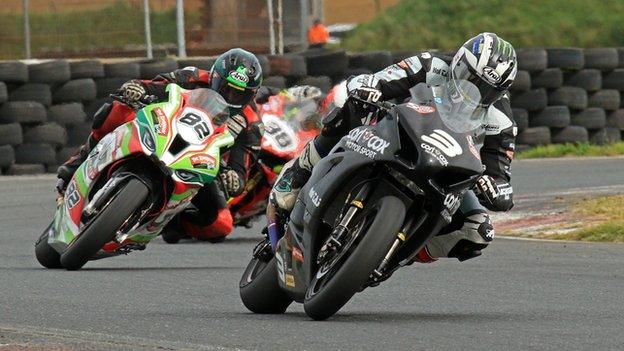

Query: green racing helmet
209 48 263 109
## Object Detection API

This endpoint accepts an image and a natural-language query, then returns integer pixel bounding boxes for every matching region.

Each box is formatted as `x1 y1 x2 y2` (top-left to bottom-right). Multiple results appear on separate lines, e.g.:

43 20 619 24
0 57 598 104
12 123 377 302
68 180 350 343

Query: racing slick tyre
510 89 547 111
7 163 45 175
546 48 584 70
529 106 570 128
531 68 563 89
240 251 293 314
548 87 588 110
510 70 531 92
0 61 28 83
53 79 97 103
348 51 393 72
10 83 52 106
602 69 624 91
24 122 68 147
304 196 406 321
0 82 7 103
516 48 547 71
262 76 287 90
48 103 87 125
0 101 47 124
605 127 622 142
29 60 71 84
570 108 607 129
607 109 624 130
35 227 62 269
564 69 602 92
267 54 307 77
512 108 529 132
551 126 589 144
104 62 141 78
70 60 105 79
0 123 23 146
15 144 56 165
304 50 349 77
516 127 551 145
96 78 131 98
0 145 15 167
588 90 620 111
583 48 619 71
60 178 149 270
140 60 178 79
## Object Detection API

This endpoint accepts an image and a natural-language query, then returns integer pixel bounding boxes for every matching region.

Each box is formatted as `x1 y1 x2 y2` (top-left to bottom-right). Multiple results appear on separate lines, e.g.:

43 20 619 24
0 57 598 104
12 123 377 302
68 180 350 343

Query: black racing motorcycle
240 80 486 320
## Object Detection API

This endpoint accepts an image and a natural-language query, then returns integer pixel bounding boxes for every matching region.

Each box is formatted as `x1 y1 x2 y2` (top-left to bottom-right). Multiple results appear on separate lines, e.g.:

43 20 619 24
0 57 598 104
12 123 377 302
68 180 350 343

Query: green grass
342 0 624 51
516 142 624 159
0 1 200 59
556 195 624 242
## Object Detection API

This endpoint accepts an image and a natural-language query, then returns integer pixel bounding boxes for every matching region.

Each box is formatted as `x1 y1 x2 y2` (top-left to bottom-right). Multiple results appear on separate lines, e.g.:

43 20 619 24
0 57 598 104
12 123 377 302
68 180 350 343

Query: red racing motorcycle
229 94 321 228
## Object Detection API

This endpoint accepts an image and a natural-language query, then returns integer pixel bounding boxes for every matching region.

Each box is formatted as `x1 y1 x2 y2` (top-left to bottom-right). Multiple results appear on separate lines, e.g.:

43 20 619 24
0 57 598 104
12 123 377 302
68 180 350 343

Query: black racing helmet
450 32 517 107
209 48 263 109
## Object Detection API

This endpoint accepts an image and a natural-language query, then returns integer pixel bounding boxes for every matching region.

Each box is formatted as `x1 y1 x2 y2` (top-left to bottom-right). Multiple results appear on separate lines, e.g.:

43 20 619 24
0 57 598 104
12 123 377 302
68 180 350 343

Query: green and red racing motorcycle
35 84 234 270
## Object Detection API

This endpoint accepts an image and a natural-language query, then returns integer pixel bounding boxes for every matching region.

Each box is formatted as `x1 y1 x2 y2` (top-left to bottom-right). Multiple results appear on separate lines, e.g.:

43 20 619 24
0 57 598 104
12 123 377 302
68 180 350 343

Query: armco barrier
0 48 623 174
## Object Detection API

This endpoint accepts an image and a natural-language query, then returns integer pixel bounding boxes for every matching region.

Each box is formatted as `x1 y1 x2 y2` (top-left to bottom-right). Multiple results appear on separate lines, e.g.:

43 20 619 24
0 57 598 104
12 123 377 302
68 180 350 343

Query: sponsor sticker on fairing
406 102 436 114
153 107 168 135
190 154 216 170
345 128 390 158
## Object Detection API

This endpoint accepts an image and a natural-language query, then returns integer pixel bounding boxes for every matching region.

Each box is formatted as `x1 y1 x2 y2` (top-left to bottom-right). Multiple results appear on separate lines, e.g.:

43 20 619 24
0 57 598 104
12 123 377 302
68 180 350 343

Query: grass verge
516 142 624 159
342 0 624 51
556 195 624 242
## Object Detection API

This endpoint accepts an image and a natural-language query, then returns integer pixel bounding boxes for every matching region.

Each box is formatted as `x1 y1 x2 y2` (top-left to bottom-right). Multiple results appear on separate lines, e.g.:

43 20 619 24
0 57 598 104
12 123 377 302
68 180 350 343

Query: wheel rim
307 207 378 298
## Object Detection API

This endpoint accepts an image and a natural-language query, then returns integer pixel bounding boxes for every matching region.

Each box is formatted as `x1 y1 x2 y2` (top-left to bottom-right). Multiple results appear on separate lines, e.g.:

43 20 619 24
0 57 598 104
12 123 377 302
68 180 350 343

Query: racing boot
271 140 321 212
56 134 96 194
414 211 494 263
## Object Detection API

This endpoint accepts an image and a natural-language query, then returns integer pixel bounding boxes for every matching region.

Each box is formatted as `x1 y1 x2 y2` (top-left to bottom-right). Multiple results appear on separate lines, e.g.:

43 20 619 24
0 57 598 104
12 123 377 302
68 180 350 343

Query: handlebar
109 92 158 109
347 94 395 112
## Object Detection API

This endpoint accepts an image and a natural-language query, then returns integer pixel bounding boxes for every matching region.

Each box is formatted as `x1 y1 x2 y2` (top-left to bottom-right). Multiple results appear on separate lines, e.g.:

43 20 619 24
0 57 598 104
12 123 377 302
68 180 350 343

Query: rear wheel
304 196 406 320
35 227 62 269
239 241 293 313
60 178 149 270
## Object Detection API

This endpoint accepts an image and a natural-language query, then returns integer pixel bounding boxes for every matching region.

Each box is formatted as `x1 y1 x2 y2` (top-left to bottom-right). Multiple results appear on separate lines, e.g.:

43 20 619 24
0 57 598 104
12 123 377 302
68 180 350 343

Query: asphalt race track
1 157 624 350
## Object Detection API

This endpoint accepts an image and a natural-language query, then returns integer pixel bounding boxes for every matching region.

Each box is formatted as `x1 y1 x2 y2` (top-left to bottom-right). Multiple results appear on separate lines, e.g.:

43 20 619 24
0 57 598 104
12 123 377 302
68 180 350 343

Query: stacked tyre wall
1 48 623 174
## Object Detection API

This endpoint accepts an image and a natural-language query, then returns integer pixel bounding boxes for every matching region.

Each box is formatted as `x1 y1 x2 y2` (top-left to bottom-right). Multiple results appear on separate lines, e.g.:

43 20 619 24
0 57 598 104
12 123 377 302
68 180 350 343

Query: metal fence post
176 0 187 58
277 0 284 55
267 0 276 55
143 0 153 59
299 0 309 51
23 0 31 59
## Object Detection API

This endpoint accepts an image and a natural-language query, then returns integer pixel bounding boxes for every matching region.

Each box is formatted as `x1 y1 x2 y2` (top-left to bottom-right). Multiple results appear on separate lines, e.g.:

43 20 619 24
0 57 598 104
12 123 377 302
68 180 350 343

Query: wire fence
0 0 326 60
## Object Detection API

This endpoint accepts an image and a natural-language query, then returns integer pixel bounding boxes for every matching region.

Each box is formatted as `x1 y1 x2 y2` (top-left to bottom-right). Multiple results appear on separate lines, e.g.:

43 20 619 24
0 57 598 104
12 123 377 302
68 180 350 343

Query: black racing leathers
322 52 516 211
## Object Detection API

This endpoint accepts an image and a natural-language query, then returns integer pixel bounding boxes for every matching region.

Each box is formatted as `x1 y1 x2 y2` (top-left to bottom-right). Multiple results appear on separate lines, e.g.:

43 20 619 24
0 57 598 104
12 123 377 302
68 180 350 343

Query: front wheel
239 243 293 313
303 196 406 320
35 227 61 269
60 178 149 270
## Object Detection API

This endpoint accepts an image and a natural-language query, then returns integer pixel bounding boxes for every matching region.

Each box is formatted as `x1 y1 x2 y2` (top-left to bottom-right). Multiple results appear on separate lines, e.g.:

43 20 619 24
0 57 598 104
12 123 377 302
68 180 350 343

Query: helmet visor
451 61 505 107
211 73 257 108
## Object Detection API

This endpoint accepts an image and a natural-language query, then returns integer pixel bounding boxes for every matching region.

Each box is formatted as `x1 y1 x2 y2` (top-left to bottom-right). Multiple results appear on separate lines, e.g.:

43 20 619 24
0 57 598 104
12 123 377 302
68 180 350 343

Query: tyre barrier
0 48 624 174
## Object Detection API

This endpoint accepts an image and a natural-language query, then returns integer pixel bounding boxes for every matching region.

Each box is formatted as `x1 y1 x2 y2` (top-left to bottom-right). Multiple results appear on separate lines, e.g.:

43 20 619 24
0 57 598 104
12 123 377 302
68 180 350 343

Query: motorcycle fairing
275 85 484 296
47 85 235 250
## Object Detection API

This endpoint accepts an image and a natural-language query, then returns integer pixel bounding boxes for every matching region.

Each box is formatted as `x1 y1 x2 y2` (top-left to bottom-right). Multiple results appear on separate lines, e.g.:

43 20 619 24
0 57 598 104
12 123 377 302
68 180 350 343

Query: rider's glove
352 86 382 103
475 175 499 205
475 175 514 211
220 169 244 196
116 80 149 109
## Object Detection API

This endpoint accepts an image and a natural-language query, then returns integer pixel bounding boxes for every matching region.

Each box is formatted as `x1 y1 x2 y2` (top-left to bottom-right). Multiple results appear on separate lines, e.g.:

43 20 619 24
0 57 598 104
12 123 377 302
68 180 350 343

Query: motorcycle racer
57 48 264 242
271 32 518 262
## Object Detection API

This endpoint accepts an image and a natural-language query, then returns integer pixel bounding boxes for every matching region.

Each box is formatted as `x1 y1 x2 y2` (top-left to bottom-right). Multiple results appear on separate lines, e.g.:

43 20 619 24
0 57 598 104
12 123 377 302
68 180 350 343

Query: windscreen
185 89 230 127
280 99 321 132
409 79 485 134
